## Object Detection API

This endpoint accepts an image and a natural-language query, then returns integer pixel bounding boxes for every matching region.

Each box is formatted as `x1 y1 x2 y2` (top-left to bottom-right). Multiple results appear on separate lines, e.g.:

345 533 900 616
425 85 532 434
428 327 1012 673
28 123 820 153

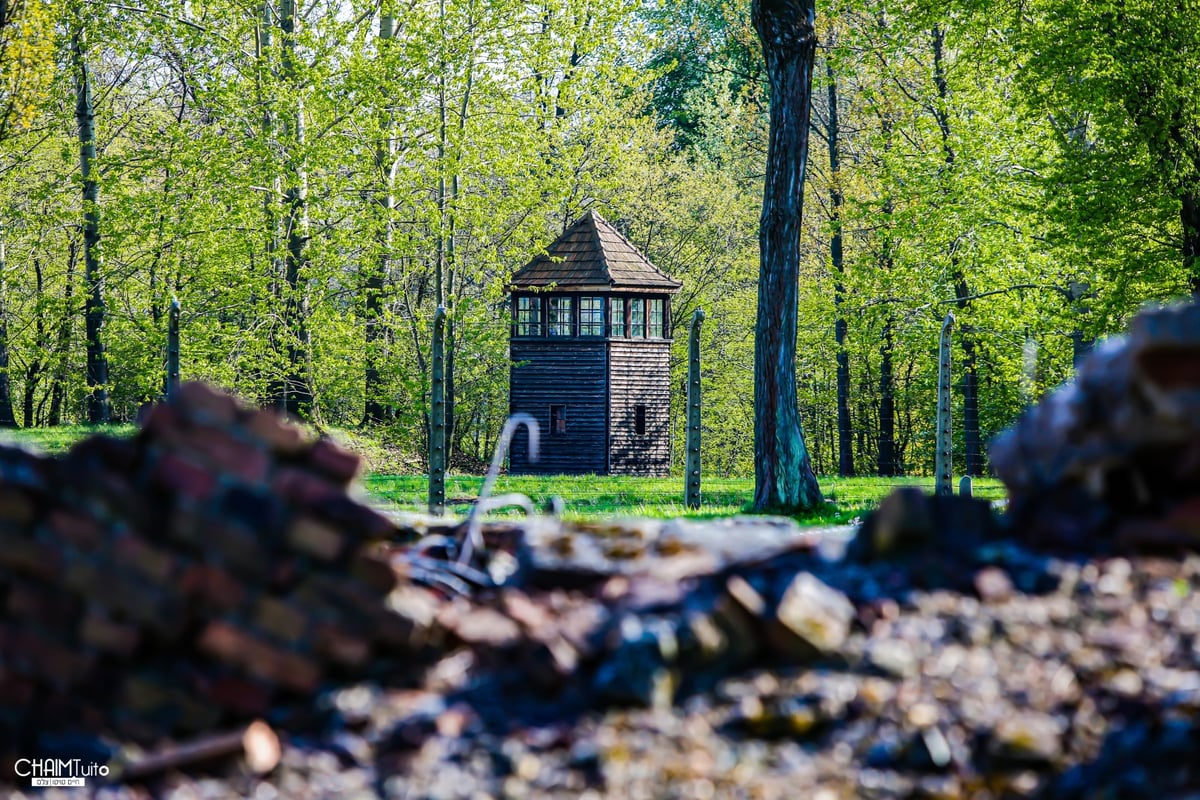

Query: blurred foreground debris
991 300 1200 552
0 383 829 784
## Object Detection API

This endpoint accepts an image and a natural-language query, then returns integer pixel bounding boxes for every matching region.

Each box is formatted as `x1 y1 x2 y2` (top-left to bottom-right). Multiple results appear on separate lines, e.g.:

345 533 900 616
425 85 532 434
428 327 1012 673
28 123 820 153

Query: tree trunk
825 57 853 477
363 10 395 424
23 257 48 428
932 25 981 475
1183 190 1200 296
877 319 896 476
0 218 18 427
750 0 822 512
280 0 313 417
935 312 955 495
73 27 110 424
48 243 76 426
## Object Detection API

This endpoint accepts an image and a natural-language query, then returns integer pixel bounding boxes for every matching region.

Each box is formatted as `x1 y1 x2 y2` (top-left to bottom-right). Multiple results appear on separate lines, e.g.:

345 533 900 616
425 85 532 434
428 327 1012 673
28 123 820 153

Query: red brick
306 438 361 483
167 505 206 548
178 562 247 611
139 401 181 439
179 427 270 485
113 532 177 584
46 509 104 550
176 381 240 425
288 517 347 561
272 467 341 505
0 528 60 580
207 519 271 576
152 452 218 502
7 579 78 626
67 562 183 636
80 609 142 656
198 621 323 693
245 410 312 455
313 623 371 667
254 596 310 644
0 488 35 525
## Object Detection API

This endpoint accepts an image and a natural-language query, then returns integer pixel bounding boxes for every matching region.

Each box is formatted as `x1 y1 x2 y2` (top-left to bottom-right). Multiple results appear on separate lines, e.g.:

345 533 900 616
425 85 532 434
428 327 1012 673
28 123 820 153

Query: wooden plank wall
509 340 608 474
608 339 672 476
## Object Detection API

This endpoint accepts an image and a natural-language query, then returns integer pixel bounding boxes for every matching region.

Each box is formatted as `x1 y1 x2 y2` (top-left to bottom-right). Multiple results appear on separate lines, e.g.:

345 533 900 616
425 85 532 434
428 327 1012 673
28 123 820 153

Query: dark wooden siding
509 340 608 474
608 339 672 476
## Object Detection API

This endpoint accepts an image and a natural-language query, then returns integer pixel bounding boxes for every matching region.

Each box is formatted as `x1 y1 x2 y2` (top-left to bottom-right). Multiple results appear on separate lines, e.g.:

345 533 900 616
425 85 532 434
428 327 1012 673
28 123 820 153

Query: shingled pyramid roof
511 210 682 293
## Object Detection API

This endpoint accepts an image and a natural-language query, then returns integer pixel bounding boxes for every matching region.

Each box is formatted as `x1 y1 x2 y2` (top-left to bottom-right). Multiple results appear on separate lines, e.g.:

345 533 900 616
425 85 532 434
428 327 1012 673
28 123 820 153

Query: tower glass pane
580 297 604 336
548 297 574 336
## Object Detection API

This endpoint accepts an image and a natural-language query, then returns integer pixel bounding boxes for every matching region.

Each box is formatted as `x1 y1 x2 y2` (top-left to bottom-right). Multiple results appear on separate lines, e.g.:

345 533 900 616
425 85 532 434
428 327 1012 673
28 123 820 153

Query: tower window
635 404 647 436
548 297 574 336
515 296 541 336
648 298 664 338
550 404 567 434
630 299 645 338
611 298 625 337
580 296 604 336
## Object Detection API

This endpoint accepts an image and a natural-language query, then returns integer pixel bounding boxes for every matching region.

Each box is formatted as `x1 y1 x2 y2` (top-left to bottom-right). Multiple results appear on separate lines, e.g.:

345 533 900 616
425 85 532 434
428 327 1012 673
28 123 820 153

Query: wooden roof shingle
511 210 682 293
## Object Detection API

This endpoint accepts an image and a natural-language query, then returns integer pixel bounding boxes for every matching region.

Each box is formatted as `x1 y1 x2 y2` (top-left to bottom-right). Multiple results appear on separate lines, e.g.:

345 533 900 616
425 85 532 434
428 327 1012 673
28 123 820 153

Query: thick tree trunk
825 58 853 477
363 11 395 425
73 28 110 424
280 0 313 418
0 219 18 427
1183 190 1200 296
750 0 823 512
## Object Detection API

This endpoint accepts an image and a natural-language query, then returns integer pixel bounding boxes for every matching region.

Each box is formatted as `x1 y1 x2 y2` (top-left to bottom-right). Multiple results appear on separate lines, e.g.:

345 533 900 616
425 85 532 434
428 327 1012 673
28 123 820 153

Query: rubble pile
0 383 428 752
990 300 1200 552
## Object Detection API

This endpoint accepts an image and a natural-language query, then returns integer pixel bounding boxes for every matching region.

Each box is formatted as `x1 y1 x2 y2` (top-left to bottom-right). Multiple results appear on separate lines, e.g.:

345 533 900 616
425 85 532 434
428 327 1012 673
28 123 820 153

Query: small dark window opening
550 404 567 435
635 404 647 436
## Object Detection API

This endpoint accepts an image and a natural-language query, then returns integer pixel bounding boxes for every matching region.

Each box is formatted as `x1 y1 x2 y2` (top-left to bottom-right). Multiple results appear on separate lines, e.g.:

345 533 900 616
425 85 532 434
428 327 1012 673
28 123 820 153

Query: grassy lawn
0 424 1006 524
366 473 1007 525
0 424 138 454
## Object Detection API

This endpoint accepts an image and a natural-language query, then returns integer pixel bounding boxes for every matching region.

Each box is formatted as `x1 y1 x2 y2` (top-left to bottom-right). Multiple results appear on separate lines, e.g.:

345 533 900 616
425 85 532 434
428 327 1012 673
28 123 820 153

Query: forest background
0 0 1196 478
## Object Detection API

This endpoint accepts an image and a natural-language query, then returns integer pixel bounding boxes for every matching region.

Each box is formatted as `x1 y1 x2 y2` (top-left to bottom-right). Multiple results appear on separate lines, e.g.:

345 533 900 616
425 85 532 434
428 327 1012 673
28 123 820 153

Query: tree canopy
0 0 1191 482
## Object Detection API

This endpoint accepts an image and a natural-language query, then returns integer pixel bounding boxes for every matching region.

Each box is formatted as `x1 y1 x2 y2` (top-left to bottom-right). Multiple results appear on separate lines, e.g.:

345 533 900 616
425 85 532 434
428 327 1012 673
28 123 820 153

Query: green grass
0 423 1006 525
366 473 1007 525
0 424 137 454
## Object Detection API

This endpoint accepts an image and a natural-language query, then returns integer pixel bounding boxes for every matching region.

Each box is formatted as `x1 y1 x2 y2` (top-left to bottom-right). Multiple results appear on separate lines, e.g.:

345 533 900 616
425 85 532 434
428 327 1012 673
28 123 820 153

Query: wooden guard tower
508 210 683 475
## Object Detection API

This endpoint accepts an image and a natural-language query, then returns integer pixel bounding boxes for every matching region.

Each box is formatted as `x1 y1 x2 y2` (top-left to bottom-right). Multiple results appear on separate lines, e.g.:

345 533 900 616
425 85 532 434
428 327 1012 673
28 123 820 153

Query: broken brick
306 438 361 484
